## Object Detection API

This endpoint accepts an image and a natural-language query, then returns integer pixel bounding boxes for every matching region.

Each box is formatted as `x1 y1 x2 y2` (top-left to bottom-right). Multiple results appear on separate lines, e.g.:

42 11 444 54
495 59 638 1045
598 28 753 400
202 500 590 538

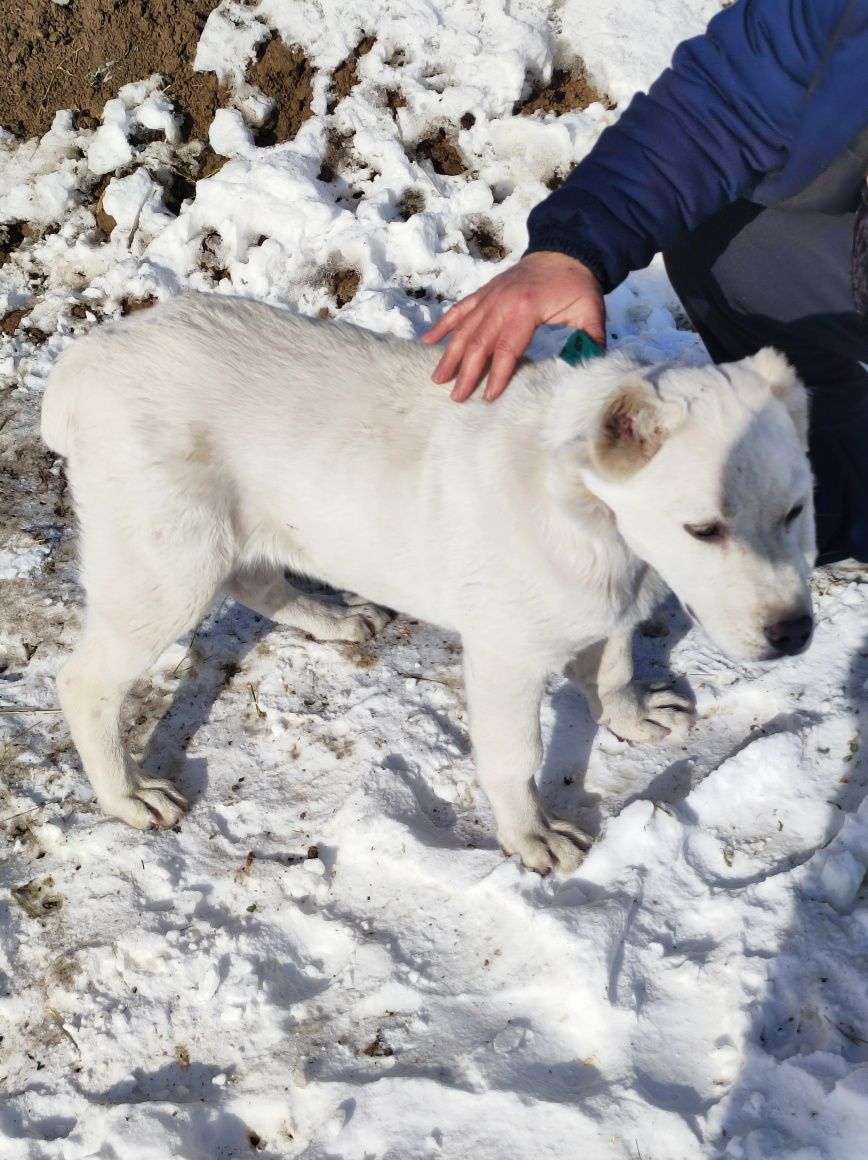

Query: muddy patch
413 126 466 177
516 59 612 116
317 128 356 184
321 262 362 309
249 34 315 146
328 36 376 114
464 217 508 262
396 189 426 220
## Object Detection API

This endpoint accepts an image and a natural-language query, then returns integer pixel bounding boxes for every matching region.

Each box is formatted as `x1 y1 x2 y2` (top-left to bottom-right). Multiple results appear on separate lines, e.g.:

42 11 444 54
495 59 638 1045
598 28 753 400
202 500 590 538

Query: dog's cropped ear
591 379 686 479
744 347 809 448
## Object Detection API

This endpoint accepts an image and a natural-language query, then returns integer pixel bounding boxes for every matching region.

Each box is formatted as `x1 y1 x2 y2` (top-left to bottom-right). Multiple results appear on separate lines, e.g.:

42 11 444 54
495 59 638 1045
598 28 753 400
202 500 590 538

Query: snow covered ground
2 2 867 1157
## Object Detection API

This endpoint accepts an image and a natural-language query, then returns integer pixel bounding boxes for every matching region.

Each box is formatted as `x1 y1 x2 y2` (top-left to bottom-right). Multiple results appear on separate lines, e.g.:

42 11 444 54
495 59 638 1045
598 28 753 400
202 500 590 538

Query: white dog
41 294 815 873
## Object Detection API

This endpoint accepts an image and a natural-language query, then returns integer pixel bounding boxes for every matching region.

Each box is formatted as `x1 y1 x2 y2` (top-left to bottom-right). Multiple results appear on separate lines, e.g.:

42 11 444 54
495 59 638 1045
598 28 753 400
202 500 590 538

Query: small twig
40 74 57 109
397 672 449 685
0 805 42 825
171 650 193 678
823 1014 868 1046
247 683 266 719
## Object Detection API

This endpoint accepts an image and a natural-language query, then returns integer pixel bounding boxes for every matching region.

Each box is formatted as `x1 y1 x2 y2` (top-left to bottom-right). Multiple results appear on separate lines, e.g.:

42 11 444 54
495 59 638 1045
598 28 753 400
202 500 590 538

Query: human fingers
421 293 480 345
449 321 500 402
429 305 487 386
482 314 539 402
442 289 540 399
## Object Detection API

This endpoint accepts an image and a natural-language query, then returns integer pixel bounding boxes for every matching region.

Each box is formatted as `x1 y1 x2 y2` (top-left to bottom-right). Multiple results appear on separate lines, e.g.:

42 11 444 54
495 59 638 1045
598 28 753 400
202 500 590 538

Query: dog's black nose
763 615 813 656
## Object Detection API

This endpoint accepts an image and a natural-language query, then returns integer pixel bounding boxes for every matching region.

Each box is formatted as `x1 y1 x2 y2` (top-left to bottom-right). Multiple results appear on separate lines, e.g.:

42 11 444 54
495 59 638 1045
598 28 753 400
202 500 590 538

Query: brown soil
328 36 376 114
1 0 222 141
323 263 361 309
249 35 315 147
516 60 612 117
396 189 425 220
0 1 317 147
465 218 508 263
1 306 32 335
317 128 355 184
414 126 466 177
384 88 407 116
0 224 27 266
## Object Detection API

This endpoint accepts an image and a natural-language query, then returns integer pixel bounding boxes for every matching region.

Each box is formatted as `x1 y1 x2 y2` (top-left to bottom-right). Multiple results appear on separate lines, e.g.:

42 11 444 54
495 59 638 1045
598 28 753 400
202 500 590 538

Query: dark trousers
664 200 868 564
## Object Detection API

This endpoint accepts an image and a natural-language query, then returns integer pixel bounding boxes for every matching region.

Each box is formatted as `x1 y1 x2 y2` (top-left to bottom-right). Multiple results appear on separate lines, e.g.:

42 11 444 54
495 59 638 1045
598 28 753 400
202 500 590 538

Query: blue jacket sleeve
526 0 866 292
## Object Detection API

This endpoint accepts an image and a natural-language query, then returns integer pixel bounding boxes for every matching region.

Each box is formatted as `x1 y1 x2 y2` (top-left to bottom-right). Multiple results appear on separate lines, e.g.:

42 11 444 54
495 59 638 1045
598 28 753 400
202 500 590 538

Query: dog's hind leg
226 566 390 642
566 633 695 742
58 523 230 829
463 642 591 875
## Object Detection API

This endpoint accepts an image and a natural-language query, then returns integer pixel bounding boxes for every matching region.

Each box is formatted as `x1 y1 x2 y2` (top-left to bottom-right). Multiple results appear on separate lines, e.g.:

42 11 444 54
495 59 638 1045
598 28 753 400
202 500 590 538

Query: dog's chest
518 552 656 658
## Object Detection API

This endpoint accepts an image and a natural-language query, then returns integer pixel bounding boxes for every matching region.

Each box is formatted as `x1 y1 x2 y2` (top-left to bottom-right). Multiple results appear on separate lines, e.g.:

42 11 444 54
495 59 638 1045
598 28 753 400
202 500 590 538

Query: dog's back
40 295 567 624
44 294 450 453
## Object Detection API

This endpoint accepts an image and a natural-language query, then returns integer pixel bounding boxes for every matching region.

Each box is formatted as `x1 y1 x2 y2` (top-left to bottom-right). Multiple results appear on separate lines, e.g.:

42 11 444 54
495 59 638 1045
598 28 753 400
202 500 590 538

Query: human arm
425 0 866 398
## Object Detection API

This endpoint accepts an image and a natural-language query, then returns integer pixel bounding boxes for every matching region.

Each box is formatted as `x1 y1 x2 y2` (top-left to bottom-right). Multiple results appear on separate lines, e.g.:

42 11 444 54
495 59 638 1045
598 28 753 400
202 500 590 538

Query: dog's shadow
138 589 695 850
139 598 269 806
538 597 694 839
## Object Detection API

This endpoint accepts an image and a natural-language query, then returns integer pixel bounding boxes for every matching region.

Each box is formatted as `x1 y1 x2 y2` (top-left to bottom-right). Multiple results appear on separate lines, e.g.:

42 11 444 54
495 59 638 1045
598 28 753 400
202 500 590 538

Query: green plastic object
558 329 606 366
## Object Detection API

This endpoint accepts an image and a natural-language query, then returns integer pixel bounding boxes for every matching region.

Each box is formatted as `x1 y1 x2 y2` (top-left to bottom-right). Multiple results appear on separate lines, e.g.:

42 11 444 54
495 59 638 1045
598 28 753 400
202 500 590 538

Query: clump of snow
0 111 83 225
0 534 51 580
87 77 182 176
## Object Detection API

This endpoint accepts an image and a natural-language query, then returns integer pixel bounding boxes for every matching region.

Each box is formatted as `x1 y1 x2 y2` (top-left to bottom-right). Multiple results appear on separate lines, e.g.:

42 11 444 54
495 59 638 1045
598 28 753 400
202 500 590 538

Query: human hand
421 251 606 402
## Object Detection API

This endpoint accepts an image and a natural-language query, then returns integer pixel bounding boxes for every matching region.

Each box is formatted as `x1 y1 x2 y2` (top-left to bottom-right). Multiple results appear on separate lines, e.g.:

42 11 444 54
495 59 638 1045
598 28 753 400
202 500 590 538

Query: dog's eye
685 522 725 543
784 503 803 525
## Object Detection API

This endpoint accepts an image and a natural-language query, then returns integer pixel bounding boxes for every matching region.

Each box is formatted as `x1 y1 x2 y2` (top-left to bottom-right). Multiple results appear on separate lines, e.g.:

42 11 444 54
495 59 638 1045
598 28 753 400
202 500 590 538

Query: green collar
558 329 606 366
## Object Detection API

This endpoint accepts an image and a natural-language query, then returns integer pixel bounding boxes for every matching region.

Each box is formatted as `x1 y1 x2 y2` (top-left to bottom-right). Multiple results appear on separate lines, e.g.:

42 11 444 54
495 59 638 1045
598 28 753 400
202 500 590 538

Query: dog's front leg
463 642 591 874
566 633 695 742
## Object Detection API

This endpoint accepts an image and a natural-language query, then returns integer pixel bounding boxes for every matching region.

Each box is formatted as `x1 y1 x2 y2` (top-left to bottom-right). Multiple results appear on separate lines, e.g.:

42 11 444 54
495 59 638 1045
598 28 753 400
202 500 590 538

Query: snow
559 0 722 104
1 2 867 1158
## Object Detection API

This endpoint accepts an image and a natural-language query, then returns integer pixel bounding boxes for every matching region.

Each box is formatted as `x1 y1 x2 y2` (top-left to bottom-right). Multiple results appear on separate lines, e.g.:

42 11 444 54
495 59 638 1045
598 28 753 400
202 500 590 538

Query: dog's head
555 348 815 662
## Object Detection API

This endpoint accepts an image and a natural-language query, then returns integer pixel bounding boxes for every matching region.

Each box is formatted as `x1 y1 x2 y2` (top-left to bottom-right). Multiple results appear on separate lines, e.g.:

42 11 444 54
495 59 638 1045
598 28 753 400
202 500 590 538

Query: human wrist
523 236 610 293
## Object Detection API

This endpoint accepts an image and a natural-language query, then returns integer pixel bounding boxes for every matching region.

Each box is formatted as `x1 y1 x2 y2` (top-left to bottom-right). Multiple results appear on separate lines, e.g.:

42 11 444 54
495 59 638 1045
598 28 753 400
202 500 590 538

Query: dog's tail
40 338 97 457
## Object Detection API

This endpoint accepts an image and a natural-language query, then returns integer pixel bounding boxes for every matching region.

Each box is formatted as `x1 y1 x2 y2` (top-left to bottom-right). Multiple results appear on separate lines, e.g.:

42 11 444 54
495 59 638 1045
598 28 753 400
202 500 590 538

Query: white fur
41 294 815 873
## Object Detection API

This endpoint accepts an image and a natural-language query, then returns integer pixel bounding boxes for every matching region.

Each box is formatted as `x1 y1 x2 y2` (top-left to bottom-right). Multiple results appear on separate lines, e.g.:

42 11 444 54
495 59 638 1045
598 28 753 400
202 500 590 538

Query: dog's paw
310 601 392 643
101 779 188 829
501 815 592 875
341 598 392 635
599 679 695 743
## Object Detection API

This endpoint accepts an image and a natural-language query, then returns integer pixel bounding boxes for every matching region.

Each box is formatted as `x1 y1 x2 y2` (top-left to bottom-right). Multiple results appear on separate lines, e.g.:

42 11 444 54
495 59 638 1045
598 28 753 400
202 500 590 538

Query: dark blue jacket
526 0 868 292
